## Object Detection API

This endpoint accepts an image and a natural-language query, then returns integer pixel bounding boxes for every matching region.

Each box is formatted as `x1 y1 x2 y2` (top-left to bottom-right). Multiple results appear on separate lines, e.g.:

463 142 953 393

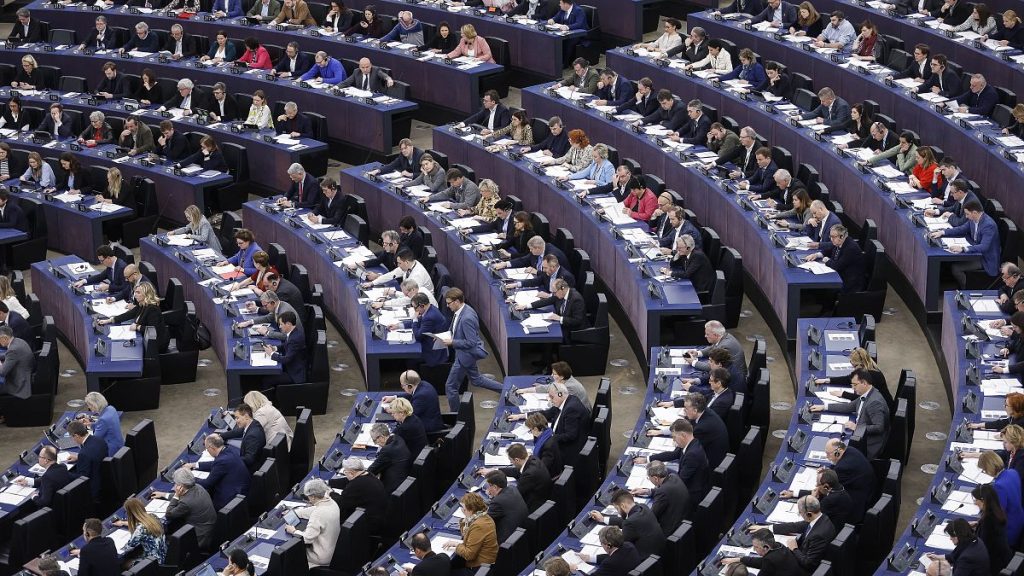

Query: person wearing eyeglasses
15 445 70 507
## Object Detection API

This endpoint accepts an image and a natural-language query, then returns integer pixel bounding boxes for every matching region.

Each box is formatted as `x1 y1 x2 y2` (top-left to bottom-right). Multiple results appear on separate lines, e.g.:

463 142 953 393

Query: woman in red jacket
236 37 272 69
622 177 657 221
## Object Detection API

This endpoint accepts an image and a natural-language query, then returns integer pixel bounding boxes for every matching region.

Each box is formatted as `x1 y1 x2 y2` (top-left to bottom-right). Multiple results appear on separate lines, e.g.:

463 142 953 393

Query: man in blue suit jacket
805 200 842 256
548 0 586 30
739 148 778 195
925 180 976 228
0 305 32 346
503 236 570 270
388 370 444 433
73 245 128 297
799 87 851 129
750 0 798 27
441 288 502 411
273 42 313 78
264 310 307 386
805 225 866 293
190 433 251 511
931 201 1001 287
670 99 713 146
66 420 106 501
410 293 449 367
593 69 635 109
212 0 242 16
645 419 710 504
954 74 999 117
520 254 576 291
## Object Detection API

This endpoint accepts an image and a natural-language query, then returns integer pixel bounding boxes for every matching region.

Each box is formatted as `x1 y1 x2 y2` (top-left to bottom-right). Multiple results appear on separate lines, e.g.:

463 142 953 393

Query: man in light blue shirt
816 11 856 50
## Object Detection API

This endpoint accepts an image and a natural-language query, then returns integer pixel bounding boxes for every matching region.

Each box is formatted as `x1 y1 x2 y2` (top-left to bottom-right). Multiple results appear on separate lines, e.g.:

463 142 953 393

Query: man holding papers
441 288 503 410
262 310 307 386
802 225 865 293
518 255 576 292
73 245 128 295
928 201 1000 287
515 279 585 335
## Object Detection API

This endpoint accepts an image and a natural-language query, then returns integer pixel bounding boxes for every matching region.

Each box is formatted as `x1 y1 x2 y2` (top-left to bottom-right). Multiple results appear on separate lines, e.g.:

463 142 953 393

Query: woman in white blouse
686 39 733 72
0 277 29 320
243 391 294 447
245 90 274 130
635 17 683 55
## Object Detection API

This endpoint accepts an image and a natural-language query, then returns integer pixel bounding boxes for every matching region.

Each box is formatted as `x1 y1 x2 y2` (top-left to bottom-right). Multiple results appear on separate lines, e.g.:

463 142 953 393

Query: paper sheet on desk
504 269 535 282
766 500 802 524
250 351 278 367
107 325 136 341
146 498 170 517
109 528 133 553
871 165 905 179
562 551 596 574
521 314 552 330
648 436 675 451
164 236 195 247
92 300 131 319
925 522 956 550
789 466 818 493
519 393 550 412
450 217 480 229
941 490 981 516
997 136 1024 148
511 290 542 307
918 92 949 104
981 379 1024 396
54 192 83 203
650 406 679 424
958 459 994 485
941 238 971 249
524 151 549 162
431 535 462 555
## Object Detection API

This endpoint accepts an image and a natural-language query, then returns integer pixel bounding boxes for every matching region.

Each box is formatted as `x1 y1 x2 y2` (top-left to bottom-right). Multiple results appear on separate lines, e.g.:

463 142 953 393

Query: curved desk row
25 0 503 118
877 291 1013 574
0 44 418 156
240 200 422 389
521 73 977 324
687 12 1024 232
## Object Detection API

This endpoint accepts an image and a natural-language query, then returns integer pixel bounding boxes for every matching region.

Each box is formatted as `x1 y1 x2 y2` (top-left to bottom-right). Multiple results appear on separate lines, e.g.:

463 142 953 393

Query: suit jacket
945 214 1000 275
654 439 709 504
122 32 161 53
450 304 488 365
0 202 28 234
31 463 71 507
692 410 729 468
413 305 449 367
396 413 427 458
92 405 125 456
313 193 345 227
412 552 452 576
939 191 978 228
676 113 712 145
369 434 411 492
210 95 241 122
119 126 155 154
509 244 569 270
336 472 387 535
956 85 999 117
158 131 189 162
271 327 308 384
197 447 251 510
650 474 689 535
818 486 855 529
552 4 587 30
608 503 665 557
750 0 798 26
509 0 558 19
707 388 735 420
774 515 837 574
8 18 43 43
535 429 563 477
247 0 281 17
832 446 873 523
934 0 972 24
276 113 313 138
489 486 528 543
825 239 866 293
727 144 760 177
801 98 851 128
670 251 716 294
340 66 393 92
82 27 120 50
721 0 764 15
274 51 314 76
287 172 322 209
895 57 932 80
38 113 75 139
502 455 552 511
166 484 217 549
918 69 961 98
163 87 210 113
595 75 635 108
384 149 424 175
71 434 107 500
539 395 590 465
464 103 513 130
741 543 803 574
746 161 779 195
592 542 641 576
56 168 92 194
529 287 586 333
212 0 243 16
0 337 33 400
77 536 120 576
946 538 991 576
221 419 266 472
402 383 444 433
806 211 842 256
560 67 600 94
695 332 747 378
832 387 890 458
162 34 198 57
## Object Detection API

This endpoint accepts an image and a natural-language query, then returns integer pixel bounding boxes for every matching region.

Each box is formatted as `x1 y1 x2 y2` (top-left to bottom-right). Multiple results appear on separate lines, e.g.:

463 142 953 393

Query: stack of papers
940 238 971 249
941 490 980 516
521 314 552 330
766 500 802 523
92 300 131 319
250 351 278 367
107 325 137 341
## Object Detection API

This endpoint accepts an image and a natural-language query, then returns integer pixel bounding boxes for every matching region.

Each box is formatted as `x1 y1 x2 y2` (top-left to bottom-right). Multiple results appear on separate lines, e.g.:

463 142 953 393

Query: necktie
833 245 840 259
536 255 543 269
298 180 304 202
973 222 979 242
559 298 566 316
939 75 944 91
363 75 369 91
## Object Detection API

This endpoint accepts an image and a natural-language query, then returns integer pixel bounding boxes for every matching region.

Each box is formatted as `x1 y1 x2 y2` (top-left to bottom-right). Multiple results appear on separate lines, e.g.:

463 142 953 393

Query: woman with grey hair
77 111 113 147
82 391 124 456
285 478 341 567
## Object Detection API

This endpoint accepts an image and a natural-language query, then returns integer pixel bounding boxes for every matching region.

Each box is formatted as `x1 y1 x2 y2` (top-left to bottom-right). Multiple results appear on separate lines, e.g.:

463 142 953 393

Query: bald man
340 57 394 92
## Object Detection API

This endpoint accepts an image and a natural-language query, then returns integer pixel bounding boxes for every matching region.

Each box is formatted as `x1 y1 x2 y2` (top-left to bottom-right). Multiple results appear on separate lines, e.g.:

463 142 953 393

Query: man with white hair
120 21 159 53
275 101 313 138
508 381 591 466
154 468 217 549
691 321 747 378
954 73 998 117
162 23 197 59
334 457 387 537
160 78 209 115
804 200 842 254
279 162 321 209
661 234 715 294
368 423 411 492
380 11 425 45
285 478 341 567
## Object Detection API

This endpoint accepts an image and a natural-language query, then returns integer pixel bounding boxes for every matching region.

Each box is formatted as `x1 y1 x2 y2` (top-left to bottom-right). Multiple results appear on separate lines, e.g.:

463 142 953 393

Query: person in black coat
706 368 736 420
306 177 345 227
927 519 991 576
18 446 71 508
0 306 32 346
283 164 322 209
484 470 528 543
522 281 587 339
1 98 32 133
804 224 865 293
379 140 422 177
263 311 307 386
332 458 388 537
8 9 42 43
190 435 251 511
825 439 874 523
970 484 1013 575
638 461 690 534
0 190 29 233
99 282 169 352
274 42 314 78
641 90 687 128
392 400 428 458
157 121 189 162
764 61 792 98
209 84 240 123
398 216 425 259
581 529 641 576
781 468 856 530
367 424 412 493
496 444 552 511
528 385 590 465
917 55 961 98
525 118 570 157
671 101 713 145
405 532 451 576
218 403 266 473
73 518 120 576
162 26 198 59
727 529 802 574
681 392 729 468
590 490 666 558
275 101 314 138
662 235 715 295
37 104 75 139
66 420 106 501
525 413 563 477
177 136 228 172
161 80 210 114
95 62 126 99
464 90 512 131
765 495 836 574
643 419 710 504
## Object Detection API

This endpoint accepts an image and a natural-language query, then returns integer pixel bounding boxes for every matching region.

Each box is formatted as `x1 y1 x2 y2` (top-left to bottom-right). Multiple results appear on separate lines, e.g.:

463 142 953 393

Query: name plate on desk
230 66 242 75
363 97 376 105
9 91 21 99
772 32 785 41
264 73 278 82
70 143 82 152
43 44 55 53
94 339 107 357
345 35 358 43
173 167 183 176
120 51 133 60
883 77 895 87
76 202 90 213
43 191 54 202
742 21 752 30
140 158 156 167
263 135 274 143
160 111 172 118
299 81 311 89
158 55 170 64
87 97 99 106
801 42 814 52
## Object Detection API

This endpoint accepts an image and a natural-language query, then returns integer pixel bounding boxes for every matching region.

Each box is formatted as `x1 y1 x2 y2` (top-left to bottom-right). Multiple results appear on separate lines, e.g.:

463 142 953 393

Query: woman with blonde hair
115 497 167 563
814 346 891 405
169 205 222 252
98 282 169 352
0 276 29 319
242 390 294 447
11 54 39 89
1003 104 1024 138
459 178 500 221
20 151 55 188
446 24 494 63
391 397 427 457
443 492 498 566
985 10 1023 49
98 167 134 206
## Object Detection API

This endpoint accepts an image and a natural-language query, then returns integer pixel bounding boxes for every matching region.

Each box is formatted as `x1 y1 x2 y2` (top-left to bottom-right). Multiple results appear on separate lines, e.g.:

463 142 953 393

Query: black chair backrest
124 419 157 487
265 535 307 576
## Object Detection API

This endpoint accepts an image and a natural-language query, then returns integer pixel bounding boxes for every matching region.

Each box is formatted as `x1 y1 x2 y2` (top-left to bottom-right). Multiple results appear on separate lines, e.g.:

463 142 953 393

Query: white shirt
691 49 733 72
486 107 497 130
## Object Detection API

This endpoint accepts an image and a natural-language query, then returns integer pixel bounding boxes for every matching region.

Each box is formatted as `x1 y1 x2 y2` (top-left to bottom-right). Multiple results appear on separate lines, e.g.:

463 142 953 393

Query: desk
0 45 417 156
688 12 1024 235
877 291 1011 574
427 127 703 366
339 0 582 78
31 255 145 392
25 0 503 118
341 166 564 376
138 235 283 402
241 201 421 389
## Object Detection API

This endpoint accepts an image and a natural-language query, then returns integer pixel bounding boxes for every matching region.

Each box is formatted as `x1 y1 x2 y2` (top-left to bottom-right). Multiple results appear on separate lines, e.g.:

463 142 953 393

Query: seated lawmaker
373 138 421 177
929 200 1000 287
799 87 851 128
208 83 239 123
80 15 118 51
523 116 569 157
55 153 93 195
1 98 31 133
515 278 587 336
559 143 614 185
669 99 713 145
322 1 355 31
483 443 552 511
622 178 658 222
635 18 683 57
484 110 534 148
368 423 411 493
176 136 228 172
407 293 449 367
464 90 511 131
685 39 732 72
515 253 576 292
211 0 243 17
163 24 197 60
160 79 209 117
157 121 189 162
391 397 427 458
133 69 162 107
300 51 346 85
751 0 799 26
924 179 976 227
37 103 74 140
657 205 703 252
78 112 114 148
661 234 715 294
201 31 237 64
275 101 313 138
384 370 444 433
244 90 274 129
850 19 884 61
274 42 313 78
425 167 480 210
96 62 126 99
427 20 459 53
275 0 317 25
218 228 263 276
339 57 395 92
458 178 501 222
641 90 687 130
984 10 1024 50
120 22 160 53
284 478 340 569
790 2 824 36
261 310 308 386
620 77 659 116
555 58 599 93
20 152 55 188
279 163 321 209
11 55 40 90
954 74 998 117
185 434 250 510
237 37 272 69
719 48 768 90
815 10 856 50
381 11 425 45
804 200 842 253
917 54 960 98
343 6 384 36
547 0 587 31
247 0 280 19
738 147 778 194
306 177 345 227
593 68 635 109
804 224 866 292
16 445 70 508
588 490 666 558
764 61 792 98
97 282 170 352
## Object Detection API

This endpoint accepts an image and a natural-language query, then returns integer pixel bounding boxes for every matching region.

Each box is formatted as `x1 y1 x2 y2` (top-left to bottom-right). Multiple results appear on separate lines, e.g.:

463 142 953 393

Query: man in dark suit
282 163 321 209
750 0 799 27
640 461 689 534
340 57 395 93
662 234 715 294
17 446 70 508
156 120 189 162
160 78 209 116
404 532 451 576
825 439 874 523
656 202 702 251
641 89 687 129
891 43 932 80
0 324 32 422
804 224 865 293
931 200 1001 287
997 264 1024 315
856 122 899 152
619 78 658 116
367 423 412 492
37 104 75 139
509 0 558 20
590 490 666 557
0 189 28 244
707 367 737 419
387 370 444 433
0 303 32 348
682 392 729 468
780 467 856 529
162 24 198 59
275 101 314 138
719 0 764 15
800 87 851 129
925 180 976 228
472 199 515 239
580 527 641 576
306 177 345 227
410 294 449 367
519 254 576 292
523 280 587 338
523 381 591 465
155 468 217 550
484 470 528 543
933 0 971 25
80 16 120 51
725 127 761 177
377 139 423 177
209 83 240 123
66 420 106 501
739 148 779 196
442 288 503 410
954 73 999 117
814 369 890 458
190 433 251 510
463 90 512 132
670 99 713 145
398 217 425 259
917 54 961 98
763 495 837 574
8 9 43 43
263 310 308 387
497 443 552 511
805 200 843 256
73 518 120 575
219 403 267 472
757 169 806 209
331 457 387 536
645 419 710 504
274 41 313 78
727 529 802 574
502 236 570 272
263 274 304 316
593 68 635 109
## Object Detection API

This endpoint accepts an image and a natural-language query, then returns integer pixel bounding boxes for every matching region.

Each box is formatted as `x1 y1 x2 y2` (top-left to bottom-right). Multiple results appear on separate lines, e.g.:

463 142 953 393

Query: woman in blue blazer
84 391 125 457
201 30 237 63
719 48 768 90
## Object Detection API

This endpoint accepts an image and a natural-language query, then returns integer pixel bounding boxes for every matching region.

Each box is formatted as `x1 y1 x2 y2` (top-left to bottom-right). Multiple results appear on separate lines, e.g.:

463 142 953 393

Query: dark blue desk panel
693 317 863 574
688 12 1024 236
426 127 703 364
336 0 582 78
138 235 282 402
241 201 421 389
877 291 1011 574
31 255 145 392
0 45 417 156
507 89 846 340
342 166 564 376
25 0 502 117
